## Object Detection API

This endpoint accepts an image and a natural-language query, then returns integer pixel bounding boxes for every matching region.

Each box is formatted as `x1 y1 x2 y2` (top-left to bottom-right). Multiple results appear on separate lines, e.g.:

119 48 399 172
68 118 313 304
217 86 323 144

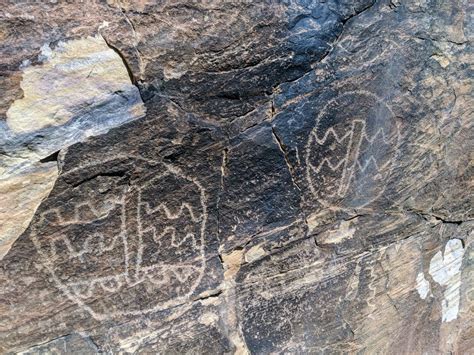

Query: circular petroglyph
336 36 402 72
305 91 400 208
31 157 207 320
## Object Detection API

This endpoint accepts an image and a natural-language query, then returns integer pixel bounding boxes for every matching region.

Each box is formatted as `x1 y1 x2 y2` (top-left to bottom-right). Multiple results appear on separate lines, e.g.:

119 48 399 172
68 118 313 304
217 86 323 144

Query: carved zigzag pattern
310 153 388 176
312 127 352 145
361 126 391 145
308 127 350 174
309 156 346 174
67 264 200 298
145 226 197 248
141 201 201 223
48 232 123 261
39 198 122 226
42 186 205 298
312 122 391 148
43 200 201 260
68 274 126 299
138 200 200 252
309 124 391 176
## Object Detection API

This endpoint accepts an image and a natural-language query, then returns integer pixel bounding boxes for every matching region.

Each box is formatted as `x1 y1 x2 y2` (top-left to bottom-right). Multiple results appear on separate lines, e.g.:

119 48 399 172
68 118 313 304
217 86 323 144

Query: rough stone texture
0 0 472 353
0 32 145 259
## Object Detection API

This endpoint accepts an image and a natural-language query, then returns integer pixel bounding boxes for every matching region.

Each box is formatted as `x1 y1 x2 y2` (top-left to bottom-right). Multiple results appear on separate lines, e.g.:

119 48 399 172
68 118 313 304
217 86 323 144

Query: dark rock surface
0 0 472 353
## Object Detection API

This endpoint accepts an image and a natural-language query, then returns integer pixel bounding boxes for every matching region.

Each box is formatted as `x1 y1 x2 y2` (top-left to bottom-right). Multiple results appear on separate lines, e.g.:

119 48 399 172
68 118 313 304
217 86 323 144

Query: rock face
0 33 145 259
0 0 472 353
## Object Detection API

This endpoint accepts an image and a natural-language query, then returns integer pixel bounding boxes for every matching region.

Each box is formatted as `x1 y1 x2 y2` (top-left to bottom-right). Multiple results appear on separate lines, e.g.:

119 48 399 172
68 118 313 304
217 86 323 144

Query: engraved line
141 201 201 223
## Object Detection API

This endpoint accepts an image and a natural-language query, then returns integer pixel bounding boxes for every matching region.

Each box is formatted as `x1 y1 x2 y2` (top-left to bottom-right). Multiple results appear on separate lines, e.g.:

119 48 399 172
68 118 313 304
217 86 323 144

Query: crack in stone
216 147 229 247
102 35 139 88
271 126 301 192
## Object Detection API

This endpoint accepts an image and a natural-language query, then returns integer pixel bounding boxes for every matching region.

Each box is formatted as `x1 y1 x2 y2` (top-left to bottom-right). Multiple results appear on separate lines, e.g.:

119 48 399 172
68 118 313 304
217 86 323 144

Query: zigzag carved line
312 127 351 145
141 202 200 223
39 198 122 226
309 157 346 174
356 156 391 174
310 154 390 177
49 232 123 260
356 156 381 173
68 264 201 297
361 127 391 144
143 225 197 249
69 274 125 299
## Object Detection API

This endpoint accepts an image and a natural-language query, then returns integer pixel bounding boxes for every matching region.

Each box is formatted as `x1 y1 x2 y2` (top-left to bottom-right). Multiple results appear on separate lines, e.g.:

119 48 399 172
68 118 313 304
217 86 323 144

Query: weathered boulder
0 0 472 353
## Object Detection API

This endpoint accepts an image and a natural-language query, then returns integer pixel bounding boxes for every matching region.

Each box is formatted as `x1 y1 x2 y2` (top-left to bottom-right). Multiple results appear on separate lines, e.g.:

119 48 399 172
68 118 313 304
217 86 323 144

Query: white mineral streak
428 239 465 322
0 35 145 259
416 272 430 300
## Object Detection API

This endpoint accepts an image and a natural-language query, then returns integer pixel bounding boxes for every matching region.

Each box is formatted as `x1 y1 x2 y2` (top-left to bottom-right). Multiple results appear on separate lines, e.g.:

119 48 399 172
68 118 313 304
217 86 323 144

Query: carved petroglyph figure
305 91 400 208
31 158 207 320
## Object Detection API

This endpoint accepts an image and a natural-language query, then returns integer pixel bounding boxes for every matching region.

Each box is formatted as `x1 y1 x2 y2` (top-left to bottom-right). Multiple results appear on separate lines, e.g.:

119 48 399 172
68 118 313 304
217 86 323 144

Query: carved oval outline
304 90 401 209
31 155 208 320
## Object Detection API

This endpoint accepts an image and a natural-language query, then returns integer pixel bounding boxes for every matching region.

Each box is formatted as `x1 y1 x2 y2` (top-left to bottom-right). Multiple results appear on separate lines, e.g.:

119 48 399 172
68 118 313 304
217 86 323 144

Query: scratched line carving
31 157 208 320
305 91 400 208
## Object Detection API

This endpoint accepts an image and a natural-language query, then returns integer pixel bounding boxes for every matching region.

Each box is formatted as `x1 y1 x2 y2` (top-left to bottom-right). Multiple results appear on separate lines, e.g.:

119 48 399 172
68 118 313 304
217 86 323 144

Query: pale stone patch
7 35 143 133
38 43 53 62
306 209 334 232
244 244 266 263
319 219 356 245
218 247 250 355
0 163 57 259
428 239 465 322
198 312 219 326
431 54 450 68
416 272 431 299
220 249 245 280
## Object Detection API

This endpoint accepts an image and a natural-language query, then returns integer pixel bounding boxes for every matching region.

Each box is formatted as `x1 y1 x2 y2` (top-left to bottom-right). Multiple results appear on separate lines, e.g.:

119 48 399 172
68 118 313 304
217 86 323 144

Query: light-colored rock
7 35 141 133
416 272 430 300
244 244 266 263
429 239 465 322
0 163 57 259
220 249 244 280
319 219 356 245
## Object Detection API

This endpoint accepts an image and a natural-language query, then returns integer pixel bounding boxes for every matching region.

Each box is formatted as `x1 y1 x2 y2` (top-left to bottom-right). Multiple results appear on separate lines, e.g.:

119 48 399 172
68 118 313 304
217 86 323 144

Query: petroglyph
336 36 402 72
305 91 400 208
31 158 208 320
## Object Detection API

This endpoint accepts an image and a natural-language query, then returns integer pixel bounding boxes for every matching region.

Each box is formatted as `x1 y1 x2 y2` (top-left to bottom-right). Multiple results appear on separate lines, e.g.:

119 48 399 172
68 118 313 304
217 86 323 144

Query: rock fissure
271 126 301 192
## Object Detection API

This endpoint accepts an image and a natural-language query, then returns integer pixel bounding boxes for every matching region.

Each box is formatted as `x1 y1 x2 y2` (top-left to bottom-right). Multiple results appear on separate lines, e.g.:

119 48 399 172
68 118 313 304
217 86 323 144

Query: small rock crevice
271 126 301 192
